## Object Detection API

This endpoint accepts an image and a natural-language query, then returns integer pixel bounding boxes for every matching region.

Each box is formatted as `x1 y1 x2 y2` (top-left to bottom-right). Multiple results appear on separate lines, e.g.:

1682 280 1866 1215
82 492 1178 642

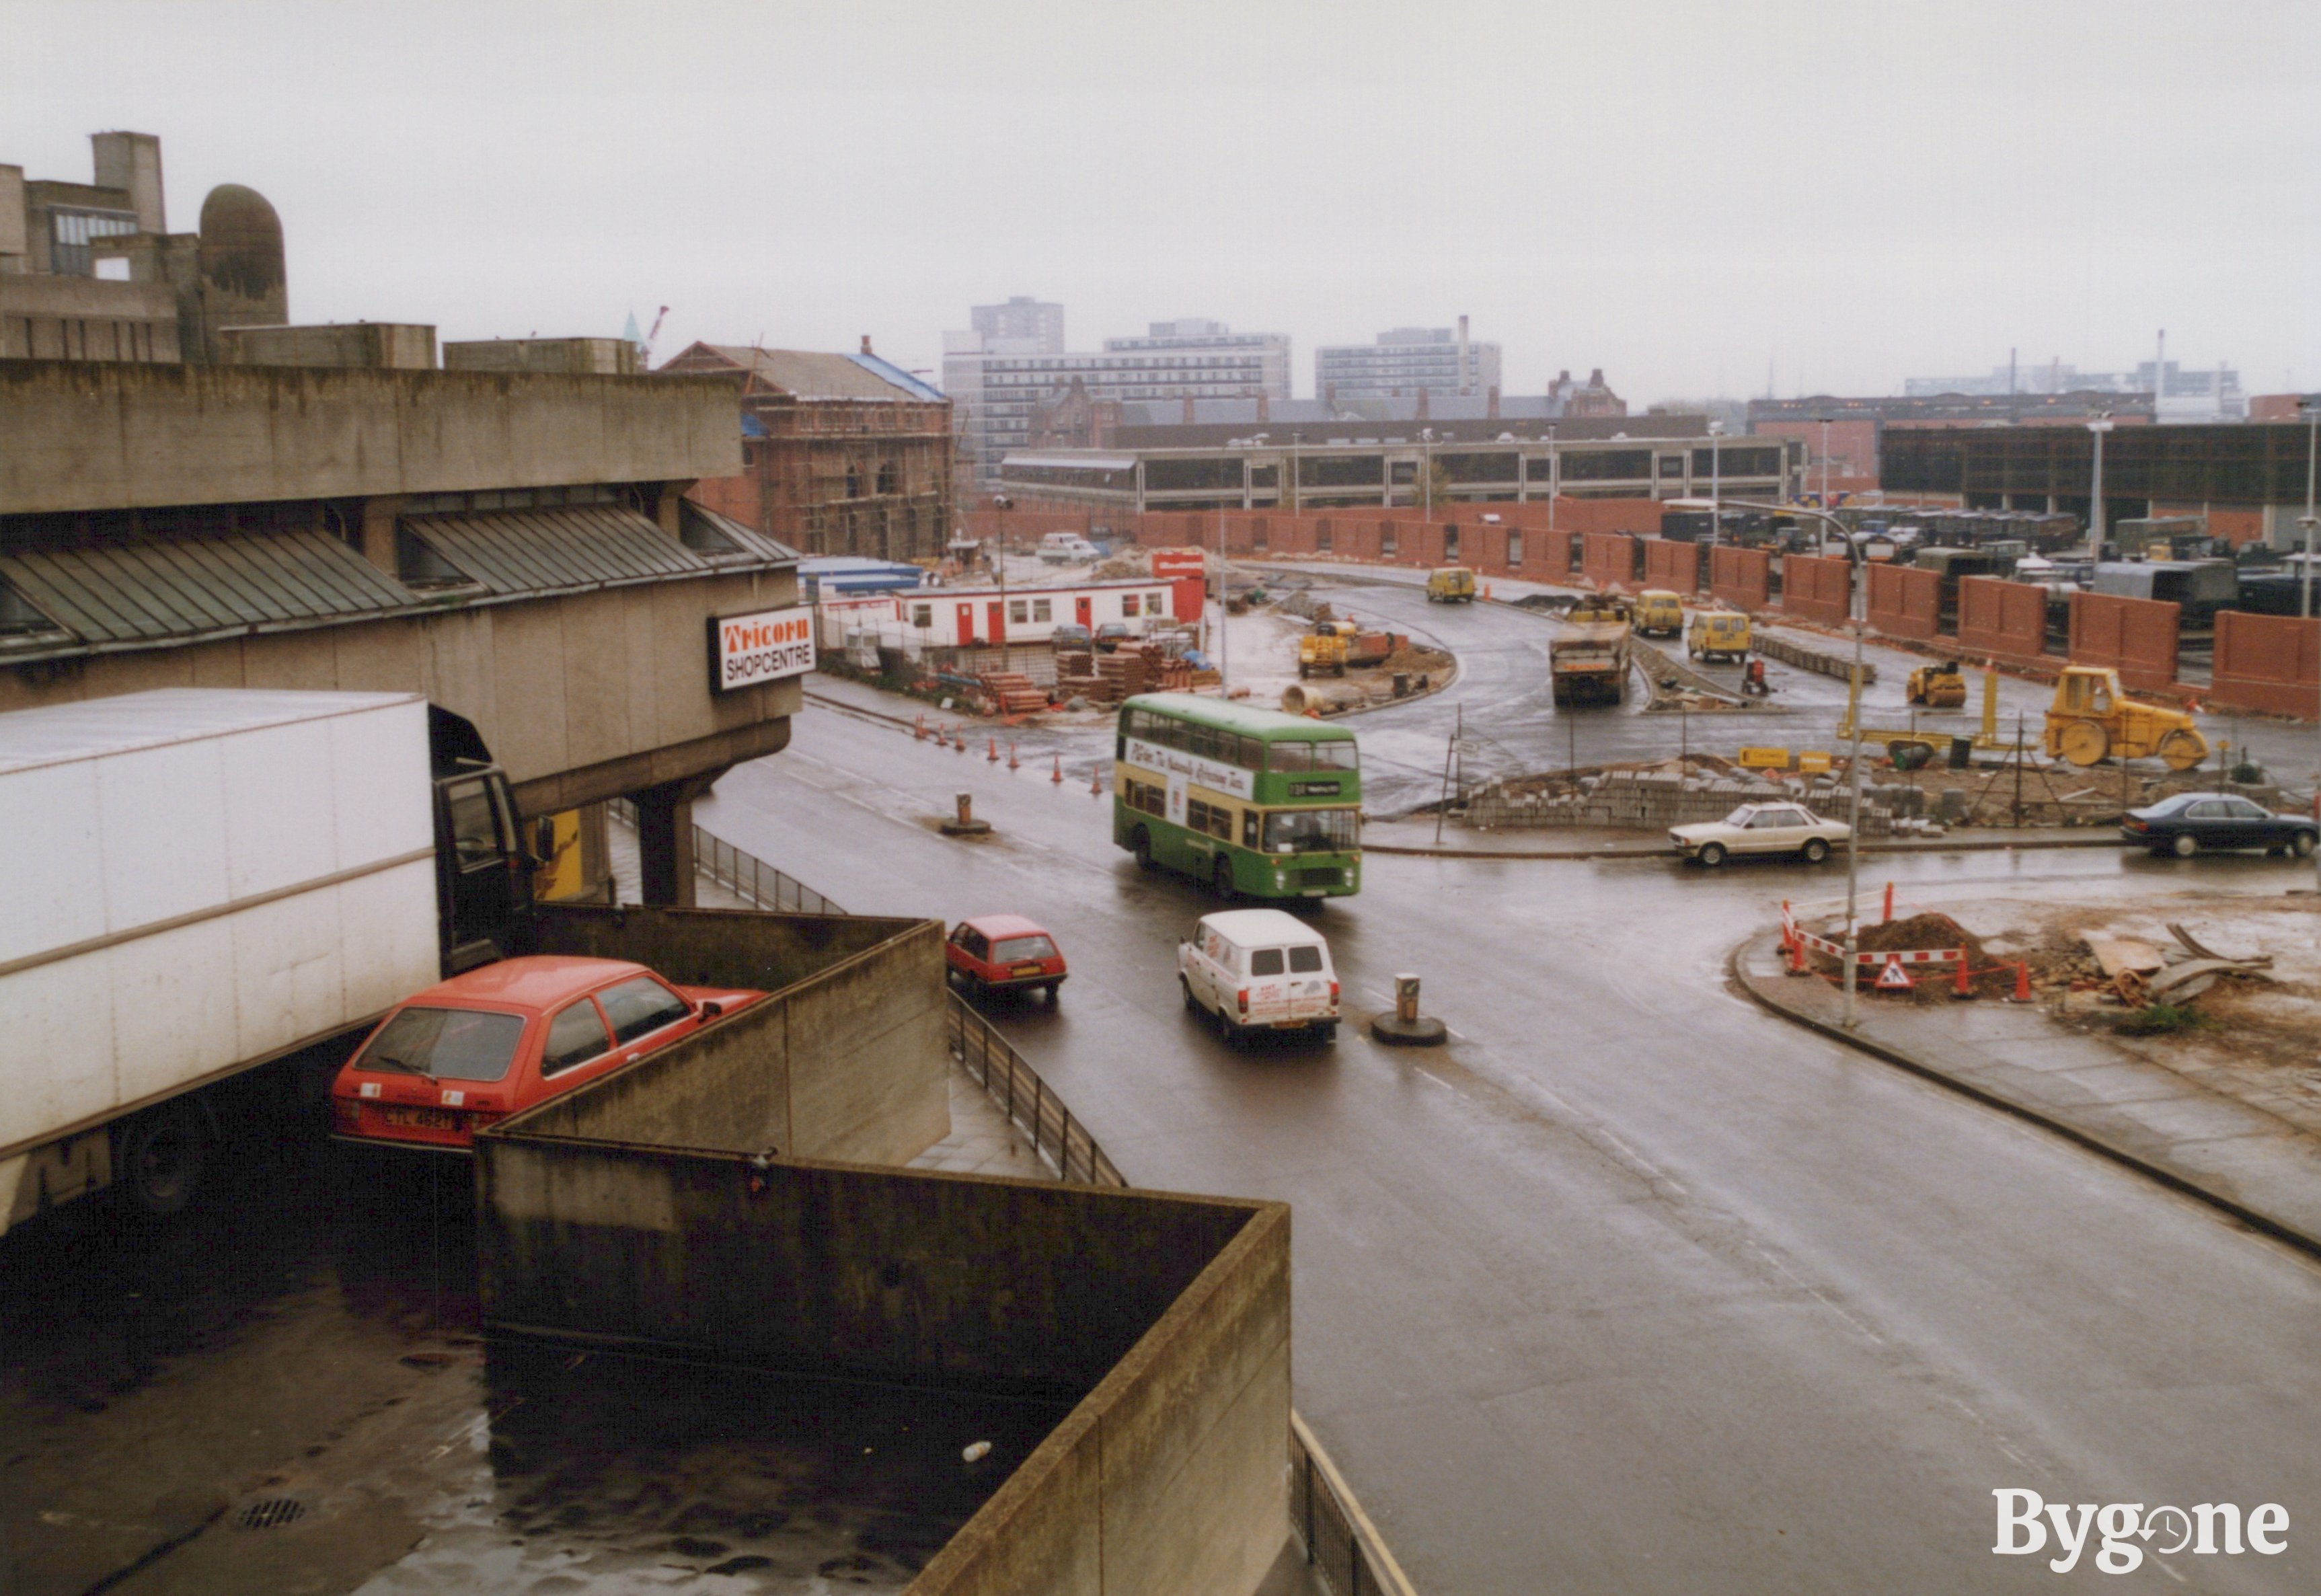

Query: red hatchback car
330 956 763 1152
945 915 1067 1003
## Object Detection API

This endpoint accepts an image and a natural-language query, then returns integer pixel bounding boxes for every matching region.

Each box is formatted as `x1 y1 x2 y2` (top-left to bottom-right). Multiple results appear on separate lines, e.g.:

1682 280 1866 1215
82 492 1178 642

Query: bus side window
1243 810 1259 847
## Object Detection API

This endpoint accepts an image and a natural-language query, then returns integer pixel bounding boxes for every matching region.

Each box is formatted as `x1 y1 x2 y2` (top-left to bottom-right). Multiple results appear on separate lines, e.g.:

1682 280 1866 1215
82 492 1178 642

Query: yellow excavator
1905 660 1967 709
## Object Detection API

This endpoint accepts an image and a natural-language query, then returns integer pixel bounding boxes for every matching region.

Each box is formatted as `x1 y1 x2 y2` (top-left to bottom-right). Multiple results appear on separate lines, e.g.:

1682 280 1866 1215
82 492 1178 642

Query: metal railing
607 799 845 915
946 994 1125 1187
1292 1411 1420 1596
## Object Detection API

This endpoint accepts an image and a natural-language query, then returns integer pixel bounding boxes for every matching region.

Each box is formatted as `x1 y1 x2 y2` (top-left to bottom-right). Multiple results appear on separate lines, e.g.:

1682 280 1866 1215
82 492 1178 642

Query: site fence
607 799 845 915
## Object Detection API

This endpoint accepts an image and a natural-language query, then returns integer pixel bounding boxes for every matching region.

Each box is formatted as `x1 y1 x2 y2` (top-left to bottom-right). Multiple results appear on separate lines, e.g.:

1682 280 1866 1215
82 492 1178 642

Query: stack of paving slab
1458 766 1898 835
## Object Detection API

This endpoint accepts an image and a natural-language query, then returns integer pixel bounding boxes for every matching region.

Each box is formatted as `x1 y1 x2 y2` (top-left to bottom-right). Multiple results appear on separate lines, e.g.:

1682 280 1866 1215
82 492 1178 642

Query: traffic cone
2011 961 2032 1003
987 736 999 763
1881 882 1895 925
1089 769 1104 796
1953 949 1971 998
1051 754 1063 784
913 713 925 740
952 730 966 752
1007 742 1019 770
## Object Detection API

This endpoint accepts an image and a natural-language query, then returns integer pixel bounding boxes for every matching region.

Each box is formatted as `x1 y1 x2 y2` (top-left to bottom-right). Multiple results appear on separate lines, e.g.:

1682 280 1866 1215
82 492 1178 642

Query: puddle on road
363 1342 1071 1593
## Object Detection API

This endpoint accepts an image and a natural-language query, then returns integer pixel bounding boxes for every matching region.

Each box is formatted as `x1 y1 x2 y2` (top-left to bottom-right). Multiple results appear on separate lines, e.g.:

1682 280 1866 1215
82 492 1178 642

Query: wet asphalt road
701 655 2321 1593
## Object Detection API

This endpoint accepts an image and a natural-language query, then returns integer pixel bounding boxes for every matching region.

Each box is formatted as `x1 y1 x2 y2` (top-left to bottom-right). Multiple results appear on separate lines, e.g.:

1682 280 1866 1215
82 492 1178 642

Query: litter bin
1948 736 1973 769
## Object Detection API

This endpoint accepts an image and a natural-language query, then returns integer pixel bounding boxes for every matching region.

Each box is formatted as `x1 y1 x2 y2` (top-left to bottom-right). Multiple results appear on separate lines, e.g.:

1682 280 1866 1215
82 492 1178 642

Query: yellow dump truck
1686 609 1751 663
1551 599 1632 707
1298 619 1353 679
1634 589 1684 638
1426 566 1478 603
2043 666 2207 770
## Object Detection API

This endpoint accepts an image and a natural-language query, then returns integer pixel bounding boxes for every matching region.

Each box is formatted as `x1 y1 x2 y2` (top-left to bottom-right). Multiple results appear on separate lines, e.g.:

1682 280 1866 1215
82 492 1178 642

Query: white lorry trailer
0 689 533 1231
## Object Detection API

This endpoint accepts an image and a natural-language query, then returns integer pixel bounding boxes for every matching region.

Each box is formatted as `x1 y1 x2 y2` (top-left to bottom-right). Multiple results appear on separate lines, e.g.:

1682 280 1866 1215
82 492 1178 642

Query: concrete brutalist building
1 130 289 365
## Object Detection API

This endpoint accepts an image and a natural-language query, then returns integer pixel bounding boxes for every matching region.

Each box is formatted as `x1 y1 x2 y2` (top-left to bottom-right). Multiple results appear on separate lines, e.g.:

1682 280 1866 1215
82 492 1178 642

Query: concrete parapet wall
1955 575 2049 664
0 360 746 515
2067 590 2179 693
2209 610 2320 719
1865 563 1942 641
1779 554 1852 625
1709 545 1771 611
476 1133 1291 1596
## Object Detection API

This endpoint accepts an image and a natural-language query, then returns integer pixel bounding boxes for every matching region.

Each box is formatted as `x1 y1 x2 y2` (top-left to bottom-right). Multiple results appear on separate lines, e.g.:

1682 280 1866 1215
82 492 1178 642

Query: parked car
1178 909 1339 1043
1094 621 1135 651
1671 802 1849 867
1049 622 1093 650
946 915 1067 1001
330 957 764 1153
2123 792 2320 858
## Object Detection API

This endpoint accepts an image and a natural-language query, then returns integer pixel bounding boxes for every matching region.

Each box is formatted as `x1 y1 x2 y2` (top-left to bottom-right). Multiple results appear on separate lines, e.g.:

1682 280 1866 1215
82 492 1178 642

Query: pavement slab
1737 931 2321 1254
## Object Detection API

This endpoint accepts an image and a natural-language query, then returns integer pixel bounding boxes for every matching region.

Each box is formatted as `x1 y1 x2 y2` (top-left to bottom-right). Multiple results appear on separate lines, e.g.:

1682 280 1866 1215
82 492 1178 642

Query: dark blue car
2123 792 2318 858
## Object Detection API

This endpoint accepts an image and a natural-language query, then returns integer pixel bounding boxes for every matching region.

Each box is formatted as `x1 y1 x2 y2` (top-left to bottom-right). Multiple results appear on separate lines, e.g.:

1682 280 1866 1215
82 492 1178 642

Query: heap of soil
1854 912 1985 962
1377 643 1453 675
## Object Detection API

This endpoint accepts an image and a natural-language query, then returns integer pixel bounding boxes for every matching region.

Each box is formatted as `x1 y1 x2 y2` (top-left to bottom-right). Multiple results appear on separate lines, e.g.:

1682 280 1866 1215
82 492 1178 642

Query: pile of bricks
1092 650 1153 704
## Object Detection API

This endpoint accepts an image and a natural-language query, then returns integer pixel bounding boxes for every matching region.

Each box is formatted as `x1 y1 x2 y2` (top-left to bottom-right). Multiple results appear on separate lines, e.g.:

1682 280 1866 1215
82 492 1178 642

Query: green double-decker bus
1112 693 1361 901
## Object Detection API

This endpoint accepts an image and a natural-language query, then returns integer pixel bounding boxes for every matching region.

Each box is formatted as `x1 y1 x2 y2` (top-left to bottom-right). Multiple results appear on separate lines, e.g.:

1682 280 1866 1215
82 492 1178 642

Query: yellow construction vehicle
1633 589 1684 638
1840 663 2017 763
1905 660 1967 709
1297 619 1354 679
1426 566 1478 603
2041 666 2207 771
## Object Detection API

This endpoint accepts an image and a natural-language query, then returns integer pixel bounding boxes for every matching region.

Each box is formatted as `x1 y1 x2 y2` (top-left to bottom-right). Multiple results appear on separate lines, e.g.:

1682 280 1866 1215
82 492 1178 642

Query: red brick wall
1582 532 1640 591
1780 554 1853 625
1954 576 2049 664
2209 611 2319 719
1641 537 1701 594
2067 591 2180 693
1865 563 1942 641
1708 545 1771 611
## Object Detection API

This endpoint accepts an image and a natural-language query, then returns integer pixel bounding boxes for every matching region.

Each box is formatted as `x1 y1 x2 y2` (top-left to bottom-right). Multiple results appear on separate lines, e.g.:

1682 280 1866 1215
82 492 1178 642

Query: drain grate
238 1498 307 1531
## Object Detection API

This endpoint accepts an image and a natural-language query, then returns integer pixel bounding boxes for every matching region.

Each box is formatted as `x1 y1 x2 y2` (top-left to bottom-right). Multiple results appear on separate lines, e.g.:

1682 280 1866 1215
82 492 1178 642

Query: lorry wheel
1131 827 1154 870
1298 663 1309 679
1697 842 1727 868
114 1102 209 1218
1801 838 1831 864
2171 832 2201 859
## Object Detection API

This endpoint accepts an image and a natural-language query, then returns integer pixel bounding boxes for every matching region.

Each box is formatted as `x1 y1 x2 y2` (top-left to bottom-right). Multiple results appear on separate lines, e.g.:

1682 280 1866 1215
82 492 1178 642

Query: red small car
945 915 1067 1003
330 956 763 1153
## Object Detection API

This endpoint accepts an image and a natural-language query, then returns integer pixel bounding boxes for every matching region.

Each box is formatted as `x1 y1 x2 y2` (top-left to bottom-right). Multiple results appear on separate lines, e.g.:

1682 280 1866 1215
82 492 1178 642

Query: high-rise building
1315 318 1500 404
942 309 1291 490
970 296 1065 354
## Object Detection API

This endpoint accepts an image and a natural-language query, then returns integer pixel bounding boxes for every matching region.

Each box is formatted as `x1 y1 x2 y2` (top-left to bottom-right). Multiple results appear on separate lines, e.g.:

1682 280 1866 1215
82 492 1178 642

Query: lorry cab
429 707 536 973
1687 609 1751 663
1178 909 1339 1043
1634 589 1684 637
1425 566 1478 603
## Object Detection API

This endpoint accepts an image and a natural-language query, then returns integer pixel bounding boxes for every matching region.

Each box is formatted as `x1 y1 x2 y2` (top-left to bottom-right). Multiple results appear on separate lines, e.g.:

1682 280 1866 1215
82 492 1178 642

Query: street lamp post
1708 420 1724 547
991 494 1011 654
1421 428 1436 518
1818 416 1832 506
2299 398 2317 619
2087 417 2115 552
1546 422 1559 535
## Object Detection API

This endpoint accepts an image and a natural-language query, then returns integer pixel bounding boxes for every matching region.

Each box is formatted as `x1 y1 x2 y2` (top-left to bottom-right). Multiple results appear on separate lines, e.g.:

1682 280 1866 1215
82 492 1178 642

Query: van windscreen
1289 946 1324 973
1250 948 1286 976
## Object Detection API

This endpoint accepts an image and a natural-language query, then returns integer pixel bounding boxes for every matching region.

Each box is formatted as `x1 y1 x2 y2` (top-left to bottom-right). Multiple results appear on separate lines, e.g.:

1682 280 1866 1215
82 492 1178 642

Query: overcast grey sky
5 0 2316 402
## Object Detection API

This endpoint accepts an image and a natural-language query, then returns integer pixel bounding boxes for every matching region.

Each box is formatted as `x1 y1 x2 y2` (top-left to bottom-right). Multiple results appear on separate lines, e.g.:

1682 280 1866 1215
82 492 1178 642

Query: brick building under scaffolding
661 341 953 561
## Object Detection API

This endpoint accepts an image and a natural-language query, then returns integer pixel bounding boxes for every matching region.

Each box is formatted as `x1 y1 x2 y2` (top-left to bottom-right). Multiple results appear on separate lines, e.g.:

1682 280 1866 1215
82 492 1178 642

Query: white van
1037 532 1102 564
1178 909 1339 1042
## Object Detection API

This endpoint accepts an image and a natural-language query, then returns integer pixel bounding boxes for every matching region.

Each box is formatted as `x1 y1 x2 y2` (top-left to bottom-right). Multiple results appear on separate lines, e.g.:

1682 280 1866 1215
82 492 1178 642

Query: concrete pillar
360 495 404 576
630 771 726 907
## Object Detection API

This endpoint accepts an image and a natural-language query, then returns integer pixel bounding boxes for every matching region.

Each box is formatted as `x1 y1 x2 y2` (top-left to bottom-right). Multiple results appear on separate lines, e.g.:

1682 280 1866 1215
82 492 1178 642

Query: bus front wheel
1131 827 1154 870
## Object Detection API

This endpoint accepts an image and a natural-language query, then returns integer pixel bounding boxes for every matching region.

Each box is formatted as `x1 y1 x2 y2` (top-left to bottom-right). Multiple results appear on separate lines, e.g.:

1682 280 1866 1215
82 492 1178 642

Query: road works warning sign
710 605 816 693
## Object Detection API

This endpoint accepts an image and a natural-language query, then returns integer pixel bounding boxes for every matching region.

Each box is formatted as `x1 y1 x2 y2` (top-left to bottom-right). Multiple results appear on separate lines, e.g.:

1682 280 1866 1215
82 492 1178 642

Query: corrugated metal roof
680 344 924 402
399 505 711 596
0 530 418 645
679 501 801 566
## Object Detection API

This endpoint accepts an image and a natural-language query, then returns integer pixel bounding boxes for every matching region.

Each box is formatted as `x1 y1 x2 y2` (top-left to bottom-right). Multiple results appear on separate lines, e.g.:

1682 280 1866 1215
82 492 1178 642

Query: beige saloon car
1671 802 1849 867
